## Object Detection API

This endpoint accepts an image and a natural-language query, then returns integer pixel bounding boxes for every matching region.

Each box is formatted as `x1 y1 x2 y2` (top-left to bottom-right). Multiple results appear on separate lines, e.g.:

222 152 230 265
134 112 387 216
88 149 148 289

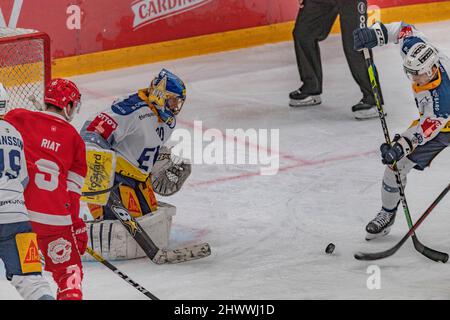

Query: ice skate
352 100 379 120
289 89 321 107
365 209 396 240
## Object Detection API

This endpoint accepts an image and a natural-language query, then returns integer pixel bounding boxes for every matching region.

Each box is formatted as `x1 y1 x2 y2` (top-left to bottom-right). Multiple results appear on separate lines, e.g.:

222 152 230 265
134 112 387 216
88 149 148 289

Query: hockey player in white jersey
81 69 191 221
0 84 53 300
353 22 450 239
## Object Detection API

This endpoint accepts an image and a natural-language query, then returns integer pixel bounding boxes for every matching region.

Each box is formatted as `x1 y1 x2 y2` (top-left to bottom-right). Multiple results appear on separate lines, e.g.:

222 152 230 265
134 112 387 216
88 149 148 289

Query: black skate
289 89 321 107
352 100 379 120
365 209 396 241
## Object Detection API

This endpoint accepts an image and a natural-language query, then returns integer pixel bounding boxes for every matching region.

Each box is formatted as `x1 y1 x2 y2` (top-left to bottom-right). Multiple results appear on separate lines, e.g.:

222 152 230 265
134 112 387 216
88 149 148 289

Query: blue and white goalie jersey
0 119 29 224
81 89 175 182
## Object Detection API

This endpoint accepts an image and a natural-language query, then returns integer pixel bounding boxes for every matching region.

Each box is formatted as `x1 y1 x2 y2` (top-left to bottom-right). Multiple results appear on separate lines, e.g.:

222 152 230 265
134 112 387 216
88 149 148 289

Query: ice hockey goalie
80 69 191 261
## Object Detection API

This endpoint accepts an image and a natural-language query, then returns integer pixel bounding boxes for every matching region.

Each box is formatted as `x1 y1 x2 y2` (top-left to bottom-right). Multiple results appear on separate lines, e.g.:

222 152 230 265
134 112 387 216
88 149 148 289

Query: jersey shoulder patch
111 94 148 116
86 112 118 141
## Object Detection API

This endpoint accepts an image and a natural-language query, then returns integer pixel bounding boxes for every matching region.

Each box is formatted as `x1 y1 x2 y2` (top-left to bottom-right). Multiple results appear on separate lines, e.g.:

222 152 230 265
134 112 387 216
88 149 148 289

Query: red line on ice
187 149 377 188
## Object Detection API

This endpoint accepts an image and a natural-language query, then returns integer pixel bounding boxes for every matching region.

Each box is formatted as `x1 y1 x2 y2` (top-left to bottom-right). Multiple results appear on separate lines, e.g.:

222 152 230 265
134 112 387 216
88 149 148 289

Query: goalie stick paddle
86 247 160 300
355 182 450 261
362 48 448 263
107 190 211 264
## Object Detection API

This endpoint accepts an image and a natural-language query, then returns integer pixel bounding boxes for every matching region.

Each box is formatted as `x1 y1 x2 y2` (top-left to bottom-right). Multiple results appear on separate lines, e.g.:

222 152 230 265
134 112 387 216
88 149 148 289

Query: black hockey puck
325 243 335 254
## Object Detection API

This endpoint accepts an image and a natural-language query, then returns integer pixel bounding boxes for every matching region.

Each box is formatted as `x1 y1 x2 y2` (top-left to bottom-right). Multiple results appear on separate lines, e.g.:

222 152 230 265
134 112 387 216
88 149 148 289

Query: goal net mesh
0 28 51 111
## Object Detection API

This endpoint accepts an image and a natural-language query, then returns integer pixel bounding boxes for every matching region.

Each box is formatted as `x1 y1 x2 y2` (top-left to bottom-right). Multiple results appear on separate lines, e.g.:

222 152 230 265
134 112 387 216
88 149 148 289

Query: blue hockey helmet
148 69 186 119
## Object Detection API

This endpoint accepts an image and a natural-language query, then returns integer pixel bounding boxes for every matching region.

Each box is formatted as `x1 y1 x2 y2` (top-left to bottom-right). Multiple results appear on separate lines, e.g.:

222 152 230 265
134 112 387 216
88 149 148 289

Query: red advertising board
0 0 447 59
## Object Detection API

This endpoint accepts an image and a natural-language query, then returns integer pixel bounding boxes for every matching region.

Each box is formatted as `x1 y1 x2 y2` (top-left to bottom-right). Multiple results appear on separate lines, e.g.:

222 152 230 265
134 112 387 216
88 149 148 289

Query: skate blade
365 227 391 241
289 96 321 107
353 110 385 120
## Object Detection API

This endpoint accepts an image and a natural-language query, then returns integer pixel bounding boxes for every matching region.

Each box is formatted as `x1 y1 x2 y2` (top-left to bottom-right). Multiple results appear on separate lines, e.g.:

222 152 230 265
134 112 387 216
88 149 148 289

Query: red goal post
0 28 51 111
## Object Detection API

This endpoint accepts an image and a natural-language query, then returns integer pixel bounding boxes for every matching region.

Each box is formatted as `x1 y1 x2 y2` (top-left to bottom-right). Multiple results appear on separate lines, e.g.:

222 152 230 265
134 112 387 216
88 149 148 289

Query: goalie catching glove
151 146 191 196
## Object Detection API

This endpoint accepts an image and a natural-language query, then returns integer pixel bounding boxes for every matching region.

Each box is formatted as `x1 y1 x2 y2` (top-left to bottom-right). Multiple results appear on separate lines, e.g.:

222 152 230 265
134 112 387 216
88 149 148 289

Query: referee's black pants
293 0 375 104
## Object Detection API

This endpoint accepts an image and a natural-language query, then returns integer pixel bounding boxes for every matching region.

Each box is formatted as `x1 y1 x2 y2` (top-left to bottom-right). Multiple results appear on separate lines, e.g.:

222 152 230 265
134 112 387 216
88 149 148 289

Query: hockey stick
355 182 450 261
107 190 211 264
362 48 448 263
86 247 160 300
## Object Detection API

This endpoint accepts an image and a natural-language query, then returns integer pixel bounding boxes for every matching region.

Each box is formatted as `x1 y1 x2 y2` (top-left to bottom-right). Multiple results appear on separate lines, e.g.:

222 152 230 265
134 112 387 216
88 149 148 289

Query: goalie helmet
148 69 186 126
0 83 8 116
403 41 440 83
44 78 82 122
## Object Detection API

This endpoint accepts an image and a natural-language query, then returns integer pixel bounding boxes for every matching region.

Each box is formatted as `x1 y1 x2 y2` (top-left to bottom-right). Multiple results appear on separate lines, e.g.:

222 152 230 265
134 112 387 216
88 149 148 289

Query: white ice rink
1 20 450 300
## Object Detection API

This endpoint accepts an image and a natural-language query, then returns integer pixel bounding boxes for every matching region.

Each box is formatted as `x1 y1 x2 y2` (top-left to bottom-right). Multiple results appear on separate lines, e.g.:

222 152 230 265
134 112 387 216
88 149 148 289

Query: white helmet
0 83 8 116
403 42 440 81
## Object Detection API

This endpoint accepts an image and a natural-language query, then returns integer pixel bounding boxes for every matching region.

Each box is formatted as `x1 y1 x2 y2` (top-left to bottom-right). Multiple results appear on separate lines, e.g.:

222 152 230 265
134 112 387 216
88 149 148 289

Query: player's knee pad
11 275 54 300
382 156 415 189
382 167 400 194
54 264 83 300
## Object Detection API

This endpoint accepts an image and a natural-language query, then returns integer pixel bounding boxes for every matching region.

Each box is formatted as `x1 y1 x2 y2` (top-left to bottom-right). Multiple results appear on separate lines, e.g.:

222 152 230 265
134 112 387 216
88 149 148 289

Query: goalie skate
365 210 396 241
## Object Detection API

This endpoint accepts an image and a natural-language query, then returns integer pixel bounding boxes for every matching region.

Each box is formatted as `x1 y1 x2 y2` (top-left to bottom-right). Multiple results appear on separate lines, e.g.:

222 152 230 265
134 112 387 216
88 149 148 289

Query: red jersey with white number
5 109 87 235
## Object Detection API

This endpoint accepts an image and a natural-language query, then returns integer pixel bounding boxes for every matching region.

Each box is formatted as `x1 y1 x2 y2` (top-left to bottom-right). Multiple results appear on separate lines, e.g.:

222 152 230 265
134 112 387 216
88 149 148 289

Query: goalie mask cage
0 28 51 111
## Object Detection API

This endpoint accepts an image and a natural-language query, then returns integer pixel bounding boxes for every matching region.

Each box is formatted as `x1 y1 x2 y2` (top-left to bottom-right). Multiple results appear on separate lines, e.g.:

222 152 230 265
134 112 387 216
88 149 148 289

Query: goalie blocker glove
353 22 388 50
380 134 413 165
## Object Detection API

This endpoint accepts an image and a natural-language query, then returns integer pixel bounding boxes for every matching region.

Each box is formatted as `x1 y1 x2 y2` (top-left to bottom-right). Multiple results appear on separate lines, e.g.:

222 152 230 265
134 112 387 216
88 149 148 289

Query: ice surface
1 20 450 300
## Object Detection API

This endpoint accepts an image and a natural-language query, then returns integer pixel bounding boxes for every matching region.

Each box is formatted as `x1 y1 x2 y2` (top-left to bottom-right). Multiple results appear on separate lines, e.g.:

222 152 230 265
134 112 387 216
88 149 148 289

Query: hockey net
0 28 51 111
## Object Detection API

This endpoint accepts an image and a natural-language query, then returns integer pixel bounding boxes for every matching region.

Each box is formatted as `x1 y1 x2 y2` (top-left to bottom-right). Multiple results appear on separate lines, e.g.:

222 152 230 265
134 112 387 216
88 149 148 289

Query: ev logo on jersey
48 238 72 264
132 0 212 30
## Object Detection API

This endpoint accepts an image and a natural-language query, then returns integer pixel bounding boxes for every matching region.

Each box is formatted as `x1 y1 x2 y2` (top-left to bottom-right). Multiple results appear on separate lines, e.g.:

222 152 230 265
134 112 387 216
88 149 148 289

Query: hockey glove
151 146 191 196
353 22 388 50
380 134 413 165
72 219 88 255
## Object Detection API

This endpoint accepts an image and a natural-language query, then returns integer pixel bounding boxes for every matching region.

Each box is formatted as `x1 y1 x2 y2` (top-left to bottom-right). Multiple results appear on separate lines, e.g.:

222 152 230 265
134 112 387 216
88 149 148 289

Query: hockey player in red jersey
5 79 87 300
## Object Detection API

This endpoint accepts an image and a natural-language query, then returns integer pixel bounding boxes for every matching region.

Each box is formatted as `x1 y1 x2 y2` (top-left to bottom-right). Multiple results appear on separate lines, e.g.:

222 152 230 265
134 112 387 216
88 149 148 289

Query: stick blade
354 245 399 261
412 236 448 263
354 251 386 261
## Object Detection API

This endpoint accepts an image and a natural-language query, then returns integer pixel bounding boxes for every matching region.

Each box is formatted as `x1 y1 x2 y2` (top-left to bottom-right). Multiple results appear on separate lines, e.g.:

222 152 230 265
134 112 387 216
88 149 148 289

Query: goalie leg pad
82 202 176 261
